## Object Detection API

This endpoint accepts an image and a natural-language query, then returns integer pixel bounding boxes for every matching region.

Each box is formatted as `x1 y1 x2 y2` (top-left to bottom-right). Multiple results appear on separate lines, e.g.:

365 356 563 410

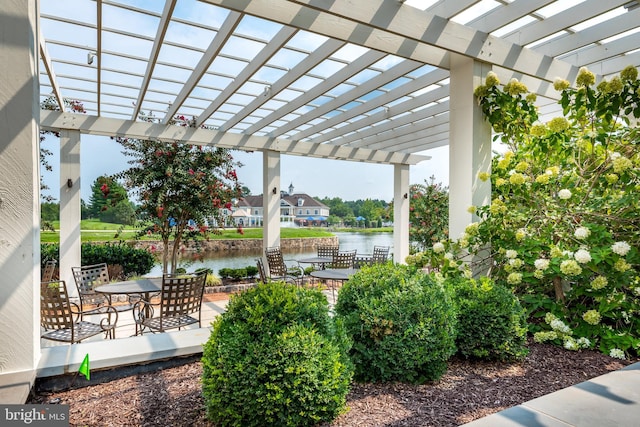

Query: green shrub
218 266 259 280
218 268 232 279
202 282 353 427
229 268 246 280
451 276 529 361
40 242 154 279
335 263 457 383
245 265 258 278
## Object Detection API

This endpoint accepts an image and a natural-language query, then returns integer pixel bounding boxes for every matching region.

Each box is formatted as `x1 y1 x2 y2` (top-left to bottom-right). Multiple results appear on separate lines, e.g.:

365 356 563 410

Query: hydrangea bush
410 66 640 357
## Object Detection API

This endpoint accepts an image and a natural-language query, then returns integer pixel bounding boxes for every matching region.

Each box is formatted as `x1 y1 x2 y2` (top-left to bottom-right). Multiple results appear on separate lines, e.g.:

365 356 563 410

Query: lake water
147 232 393 276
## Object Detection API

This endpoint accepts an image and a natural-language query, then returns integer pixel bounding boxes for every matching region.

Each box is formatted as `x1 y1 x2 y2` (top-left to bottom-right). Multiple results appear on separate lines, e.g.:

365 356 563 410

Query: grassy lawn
40 222 337 243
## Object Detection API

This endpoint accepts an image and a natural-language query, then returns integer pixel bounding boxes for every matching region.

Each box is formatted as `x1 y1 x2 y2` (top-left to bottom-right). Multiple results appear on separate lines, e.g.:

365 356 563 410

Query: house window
306 209 310 214
298 209 302 215
314 210 318 215
254 210 258 215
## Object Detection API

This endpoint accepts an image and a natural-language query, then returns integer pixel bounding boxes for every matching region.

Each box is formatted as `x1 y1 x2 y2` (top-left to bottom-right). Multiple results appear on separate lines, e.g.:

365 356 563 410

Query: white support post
59 130 82 295
393 164 410 264
448 54 492 240
0 0 41 404
262 151 281 258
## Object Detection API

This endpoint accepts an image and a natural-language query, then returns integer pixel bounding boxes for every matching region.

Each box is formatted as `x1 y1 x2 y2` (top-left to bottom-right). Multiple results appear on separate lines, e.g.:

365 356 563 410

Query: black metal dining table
94 277 162 301
95 277 162 321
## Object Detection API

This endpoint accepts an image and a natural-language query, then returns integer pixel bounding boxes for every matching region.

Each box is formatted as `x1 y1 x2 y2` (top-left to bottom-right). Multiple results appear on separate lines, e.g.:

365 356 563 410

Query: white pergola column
59 130 82 295
262 150 281 255
448 54 492 240
0 0 40 404
393 164 410 264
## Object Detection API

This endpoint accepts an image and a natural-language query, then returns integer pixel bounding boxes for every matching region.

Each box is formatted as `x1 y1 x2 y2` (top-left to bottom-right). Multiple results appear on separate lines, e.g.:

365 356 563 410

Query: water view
147 232 393 276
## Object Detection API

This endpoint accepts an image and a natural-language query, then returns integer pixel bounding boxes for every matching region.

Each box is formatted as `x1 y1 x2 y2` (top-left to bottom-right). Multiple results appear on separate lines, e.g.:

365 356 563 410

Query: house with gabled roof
231 183 330 227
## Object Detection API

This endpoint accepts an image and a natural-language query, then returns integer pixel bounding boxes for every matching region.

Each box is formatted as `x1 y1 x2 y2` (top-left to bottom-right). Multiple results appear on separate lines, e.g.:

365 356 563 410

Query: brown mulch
29 340 633 427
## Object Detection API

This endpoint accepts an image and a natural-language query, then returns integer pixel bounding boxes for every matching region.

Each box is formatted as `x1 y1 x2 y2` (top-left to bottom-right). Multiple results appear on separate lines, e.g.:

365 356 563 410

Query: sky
40 133 450 203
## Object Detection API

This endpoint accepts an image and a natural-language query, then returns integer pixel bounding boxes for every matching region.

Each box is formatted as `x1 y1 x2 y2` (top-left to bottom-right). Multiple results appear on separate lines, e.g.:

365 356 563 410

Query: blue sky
40 134 449 203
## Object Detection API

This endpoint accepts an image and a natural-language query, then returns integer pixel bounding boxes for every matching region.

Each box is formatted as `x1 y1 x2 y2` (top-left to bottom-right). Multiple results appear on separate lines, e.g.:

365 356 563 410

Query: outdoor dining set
39 261 208 345
39 245 390 345
257 244 391 300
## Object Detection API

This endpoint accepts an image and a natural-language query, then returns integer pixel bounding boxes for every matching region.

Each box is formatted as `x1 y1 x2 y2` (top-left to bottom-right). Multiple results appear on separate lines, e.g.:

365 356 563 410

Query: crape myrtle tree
88 175 136 225
409 176 449 251
115 114 243 274
411 66 640 358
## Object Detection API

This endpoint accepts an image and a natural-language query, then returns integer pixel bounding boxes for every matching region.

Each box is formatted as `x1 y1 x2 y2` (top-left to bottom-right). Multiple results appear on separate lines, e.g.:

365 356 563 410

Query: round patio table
95 277 162 321
94 277 162 300
297 256 333 270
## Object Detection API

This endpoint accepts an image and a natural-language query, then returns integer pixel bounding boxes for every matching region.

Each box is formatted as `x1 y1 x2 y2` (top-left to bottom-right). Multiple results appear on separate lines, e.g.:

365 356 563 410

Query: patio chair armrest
69 301 83 322
97 305 119 332
132 299 156 324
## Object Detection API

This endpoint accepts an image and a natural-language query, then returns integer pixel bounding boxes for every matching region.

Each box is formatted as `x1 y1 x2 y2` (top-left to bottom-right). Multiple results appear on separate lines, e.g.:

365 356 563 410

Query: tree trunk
553 276 565 302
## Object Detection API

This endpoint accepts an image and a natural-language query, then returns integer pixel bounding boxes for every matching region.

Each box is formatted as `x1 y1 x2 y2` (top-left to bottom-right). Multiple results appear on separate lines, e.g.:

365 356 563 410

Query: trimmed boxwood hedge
201 282 353 427
334 263 458 384
40 242 154 278
450 276 529 361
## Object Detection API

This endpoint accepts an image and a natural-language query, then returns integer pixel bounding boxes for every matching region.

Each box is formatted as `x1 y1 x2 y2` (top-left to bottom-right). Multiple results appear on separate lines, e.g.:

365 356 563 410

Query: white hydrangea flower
558 189 572 200
574 227 591 239
564 338 579 351
550 319 571 334
612 241 631 256
577 337 591 348
505 249 518 259
534 258 550 270
609 348 625 360
444 252 454 260
433 242 445 253
574 249 592 264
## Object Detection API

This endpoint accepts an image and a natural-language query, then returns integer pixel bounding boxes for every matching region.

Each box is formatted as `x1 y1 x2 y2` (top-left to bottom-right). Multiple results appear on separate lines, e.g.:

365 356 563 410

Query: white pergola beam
534 9 640 58
202 0 453 69
363 118 450 151
131 0 177 120
244 48 387 134
285 0 580 83
269 58 424 138
219 38 346 132
426 0 479 20
196 26 298 127
163 11 243 124
503 0 629 47
311 81 449 142
38 32 65 111
467 0 555 34
559 35 640 69
340 101 450 147
40 110 428 165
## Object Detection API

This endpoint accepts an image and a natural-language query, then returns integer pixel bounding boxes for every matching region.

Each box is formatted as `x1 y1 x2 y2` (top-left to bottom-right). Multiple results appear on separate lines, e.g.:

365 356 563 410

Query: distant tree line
315 197 391 227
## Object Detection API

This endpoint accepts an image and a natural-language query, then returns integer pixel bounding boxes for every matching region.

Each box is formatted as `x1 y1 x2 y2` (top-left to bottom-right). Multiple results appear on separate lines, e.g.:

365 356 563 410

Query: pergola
2 0 640 403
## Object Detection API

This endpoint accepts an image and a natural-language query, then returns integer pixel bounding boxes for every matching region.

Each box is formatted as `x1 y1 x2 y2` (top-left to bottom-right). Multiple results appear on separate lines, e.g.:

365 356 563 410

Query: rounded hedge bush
334 263 457 383
451 276 529 361
201 282 353 427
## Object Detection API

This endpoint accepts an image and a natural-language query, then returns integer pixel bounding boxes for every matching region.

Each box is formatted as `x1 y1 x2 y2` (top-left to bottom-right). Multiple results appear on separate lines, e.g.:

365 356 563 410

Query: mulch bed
29 339 634 426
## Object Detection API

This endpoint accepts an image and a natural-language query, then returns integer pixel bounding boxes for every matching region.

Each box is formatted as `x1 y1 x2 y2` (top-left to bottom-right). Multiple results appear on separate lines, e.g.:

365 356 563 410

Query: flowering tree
408 176 449 251
115 115 242 274
411 66 640 357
